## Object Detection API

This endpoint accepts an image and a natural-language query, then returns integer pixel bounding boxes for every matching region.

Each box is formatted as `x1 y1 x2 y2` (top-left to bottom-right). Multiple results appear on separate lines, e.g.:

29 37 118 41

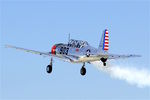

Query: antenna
68 33 70 43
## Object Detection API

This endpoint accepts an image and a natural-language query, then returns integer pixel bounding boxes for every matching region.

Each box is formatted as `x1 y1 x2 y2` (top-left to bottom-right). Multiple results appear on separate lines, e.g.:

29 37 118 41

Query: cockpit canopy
68 39 89 48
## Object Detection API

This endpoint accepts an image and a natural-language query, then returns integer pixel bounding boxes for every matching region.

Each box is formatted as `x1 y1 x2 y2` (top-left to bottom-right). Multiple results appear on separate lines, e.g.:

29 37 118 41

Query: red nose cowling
51 45 56 54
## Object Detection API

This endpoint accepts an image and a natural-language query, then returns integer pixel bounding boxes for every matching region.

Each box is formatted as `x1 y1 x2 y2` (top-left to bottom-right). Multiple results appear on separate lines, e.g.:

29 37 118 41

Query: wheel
46 65 52 73
86 49 91 57
80 67 86 76
103 62 106 66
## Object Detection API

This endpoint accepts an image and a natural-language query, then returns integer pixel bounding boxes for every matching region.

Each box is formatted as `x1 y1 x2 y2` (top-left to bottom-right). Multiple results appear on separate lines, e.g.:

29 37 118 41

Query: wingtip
131 54 141 57
5 44 10 48
137 55 142 57
5 44 12 48
5 44 16 49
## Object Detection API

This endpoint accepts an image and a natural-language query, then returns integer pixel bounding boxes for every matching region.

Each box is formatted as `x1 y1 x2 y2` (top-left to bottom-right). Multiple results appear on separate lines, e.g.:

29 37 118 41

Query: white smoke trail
91 61 150 88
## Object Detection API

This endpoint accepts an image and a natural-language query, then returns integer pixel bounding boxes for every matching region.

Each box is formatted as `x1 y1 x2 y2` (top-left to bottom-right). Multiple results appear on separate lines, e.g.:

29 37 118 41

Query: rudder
98 29 109 52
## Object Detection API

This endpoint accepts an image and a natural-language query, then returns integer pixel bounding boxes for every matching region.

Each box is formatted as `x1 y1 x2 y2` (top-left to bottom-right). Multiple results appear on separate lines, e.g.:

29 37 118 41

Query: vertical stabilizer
98 29 109 52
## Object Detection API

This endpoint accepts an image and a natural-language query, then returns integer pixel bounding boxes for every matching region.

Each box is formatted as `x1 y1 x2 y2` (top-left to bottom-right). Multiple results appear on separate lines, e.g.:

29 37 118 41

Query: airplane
6 29 140 76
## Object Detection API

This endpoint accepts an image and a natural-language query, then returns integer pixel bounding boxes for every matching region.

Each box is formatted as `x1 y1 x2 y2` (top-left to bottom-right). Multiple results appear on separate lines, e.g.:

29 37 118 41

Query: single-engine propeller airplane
6 29 140 76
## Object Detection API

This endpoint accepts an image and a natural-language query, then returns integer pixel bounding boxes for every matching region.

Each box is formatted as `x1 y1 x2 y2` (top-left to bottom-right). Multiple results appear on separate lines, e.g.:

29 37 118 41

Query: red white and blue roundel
103 29 109 51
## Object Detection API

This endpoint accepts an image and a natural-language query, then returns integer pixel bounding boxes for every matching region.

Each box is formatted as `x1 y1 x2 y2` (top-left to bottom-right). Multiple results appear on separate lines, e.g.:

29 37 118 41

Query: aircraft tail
98 29 109 52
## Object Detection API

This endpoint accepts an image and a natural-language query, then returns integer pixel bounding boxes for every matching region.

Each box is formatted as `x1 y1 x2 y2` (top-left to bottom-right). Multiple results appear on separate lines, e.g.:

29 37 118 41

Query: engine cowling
51 43 69 55
51 45 56 55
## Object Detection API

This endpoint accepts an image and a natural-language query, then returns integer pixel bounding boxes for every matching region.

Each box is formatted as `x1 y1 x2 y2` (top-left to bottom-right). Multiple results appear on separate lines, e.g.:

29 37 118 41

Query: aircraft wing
5 45 79 62
5 45 51 57
107 53 141 59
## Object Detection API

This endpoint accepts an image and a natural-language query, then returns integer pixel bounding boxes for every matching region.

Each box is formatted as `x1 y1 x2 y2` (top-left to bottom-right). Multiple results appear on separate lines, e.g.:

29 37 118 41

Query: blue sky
0 0 150 100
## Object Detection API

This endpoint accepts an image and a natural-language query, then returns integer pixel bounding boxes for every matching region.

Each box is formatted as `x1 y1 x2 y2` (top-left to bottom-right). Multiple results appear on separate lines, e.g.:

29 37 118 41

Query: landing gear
80 63 86 76
100 58 107 66
46 58 53 74
86 49 91 57
103 62 106 66
46 65 52 73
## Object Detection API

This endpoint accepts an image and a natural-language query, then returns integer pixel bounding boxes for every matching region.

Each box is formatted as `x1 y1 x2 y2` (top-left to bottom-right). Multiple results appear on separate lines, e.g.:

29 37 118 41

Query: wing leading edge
5 45 51 57
5 45 79 62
